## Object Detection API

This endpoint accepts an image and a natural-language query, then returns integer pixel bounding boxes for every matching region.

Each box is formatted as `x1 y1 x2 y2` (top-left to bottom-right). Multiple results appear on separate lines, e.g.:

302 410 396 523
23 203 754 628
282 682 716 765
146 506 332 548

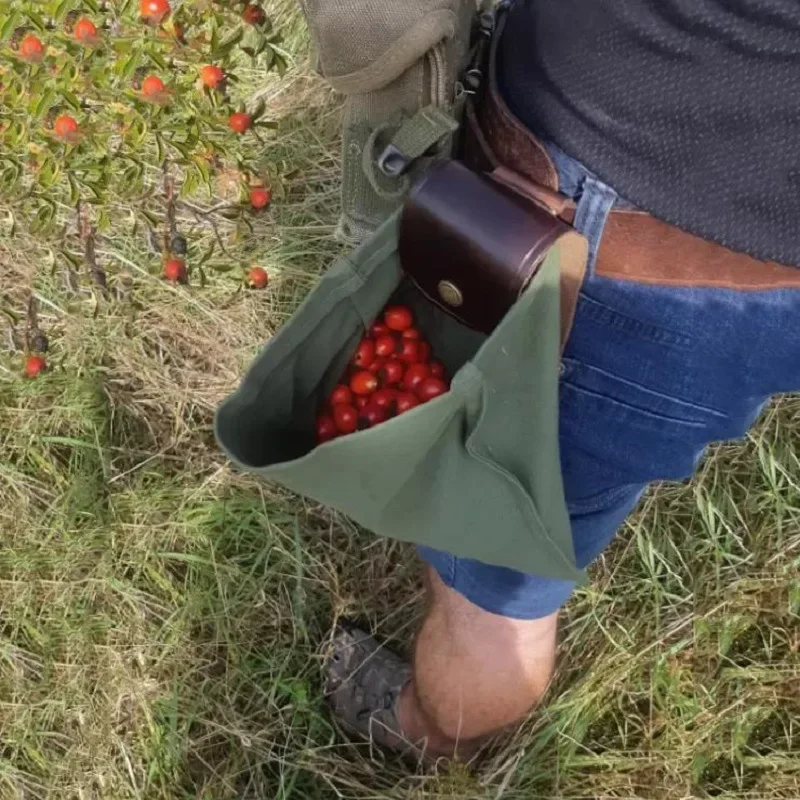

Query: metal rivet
437 280 463 308
559 362 566 377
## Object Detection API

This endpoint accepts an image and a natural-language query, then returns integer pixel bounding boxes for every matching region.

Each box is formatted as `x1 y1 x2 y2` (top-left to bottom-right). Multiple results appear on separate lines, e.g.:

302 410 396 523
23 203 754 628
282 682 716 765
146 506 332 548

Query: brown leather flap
399 159 574 333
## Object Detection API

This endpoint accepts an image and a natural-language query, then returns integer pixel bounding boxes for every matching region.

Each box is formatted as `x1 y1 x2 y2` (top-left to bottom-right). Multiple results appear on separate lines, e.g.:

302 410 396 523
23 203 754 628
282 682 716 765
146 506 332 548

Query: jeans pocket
559 358 721 490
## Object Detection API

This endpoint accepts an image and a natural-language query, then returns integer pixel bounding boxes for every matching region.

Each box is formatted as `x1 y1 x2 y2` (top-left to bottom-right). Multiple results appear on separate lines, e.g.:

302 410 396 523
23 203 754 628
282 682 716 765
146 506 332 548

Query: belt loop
574 176 617 275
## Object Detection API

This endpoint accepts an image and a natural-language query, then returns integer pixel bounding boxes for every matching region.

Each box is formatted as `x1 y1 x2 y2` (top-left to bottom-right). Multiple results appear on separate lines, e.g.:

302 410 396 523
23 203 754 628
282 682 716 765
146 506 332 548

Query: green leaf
208 261 235 273
61 91 82 112
0 10 21 40
67 172 80 204
250 98 266 122
140 209 160 227
217 27 243 55
154 131 165 162
196 242 215 266
273 51 289 77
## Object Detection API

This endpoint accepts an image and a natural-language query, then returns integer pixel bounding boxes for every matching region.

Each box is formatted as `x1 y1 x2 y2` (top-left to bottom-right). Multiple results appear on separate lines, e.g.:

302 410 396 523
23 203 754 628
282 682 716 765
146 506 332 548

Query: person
323 0 800 761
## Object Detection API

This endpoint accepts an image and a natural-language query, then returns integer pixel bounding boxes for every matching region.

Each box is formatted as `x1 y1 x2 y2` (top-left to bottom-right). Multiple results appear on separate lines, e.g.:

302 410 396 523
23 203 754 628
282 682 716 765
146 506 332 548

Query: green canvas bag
298 0 480 243
215 170 589 580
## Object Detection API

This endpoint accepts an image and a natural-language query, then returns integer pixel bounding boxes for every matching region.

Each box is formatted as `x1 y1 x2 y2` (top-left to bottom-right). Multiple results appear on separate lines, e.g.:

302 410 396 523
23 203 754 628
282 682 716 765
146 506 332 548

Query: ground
1 4 798 799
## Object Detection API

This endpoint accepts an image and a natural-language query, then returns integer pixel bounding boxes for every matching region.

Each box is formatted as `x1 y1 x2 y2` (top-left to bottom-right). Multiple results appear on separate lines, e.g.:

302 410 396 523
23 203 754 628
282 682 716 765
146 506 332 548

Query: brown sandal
322 622 434 765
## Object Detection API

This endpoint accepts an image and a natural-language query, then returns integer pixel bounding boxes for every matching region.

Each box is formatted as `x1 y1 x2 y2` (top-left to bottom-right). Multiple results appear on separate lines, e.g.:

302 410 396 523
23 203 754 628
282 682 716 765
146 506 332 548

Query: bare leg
397 567 558 758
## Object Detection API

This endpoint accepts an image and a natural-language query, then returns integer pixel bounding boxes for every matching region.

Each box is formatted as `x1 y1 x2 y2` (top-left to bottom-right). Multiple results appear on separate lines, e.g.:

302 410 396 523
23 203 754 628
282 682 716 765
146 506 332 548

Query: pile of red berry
316 304 450 443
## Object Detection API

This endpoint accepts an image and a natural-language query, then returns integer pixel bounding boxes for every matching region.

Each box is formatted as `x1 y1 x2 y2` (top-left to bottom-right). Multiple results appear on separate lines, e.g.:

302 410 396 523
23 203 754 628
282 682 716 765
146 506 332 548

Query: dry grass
1 6 798 799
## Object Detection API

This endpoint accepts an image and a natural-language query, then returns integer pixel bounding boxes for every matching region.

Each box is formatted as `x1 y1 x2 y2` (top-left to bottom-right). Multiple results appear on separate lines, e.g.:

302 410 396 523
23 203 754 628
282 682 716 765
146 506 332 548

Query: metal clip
377 144 410 178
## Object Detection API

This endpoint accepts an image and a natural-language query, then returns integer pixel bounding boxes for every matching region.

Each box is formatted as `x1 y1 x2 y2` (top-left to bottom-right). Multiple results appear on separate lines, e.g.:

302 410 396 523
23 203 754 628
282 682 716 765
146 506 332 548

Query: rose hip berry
398 338 421 364
24 355 47 378
316 415 337 444
141 75 166 98
395 392 420 414
350 370 379 396
163 257 186 283
371 388 397 410
369 356 387 375
369 322 390 338
378 359 404 386
417 377 448 402
73 18 98 43
228 111 252 134
358 403 388 430
374 334 397 358
247 266 269 289
429 360 445 378
355 396 369 409
53 114 79 140
417 341 432 363
140 0 171 24
242 4 267 25
402 327 421 340
384 305 413 332
19 34 45 61
402 362 430 393
332 403 358 434
330 384 352 406
201 65 225 89
249 187 271 210
351 338 376 369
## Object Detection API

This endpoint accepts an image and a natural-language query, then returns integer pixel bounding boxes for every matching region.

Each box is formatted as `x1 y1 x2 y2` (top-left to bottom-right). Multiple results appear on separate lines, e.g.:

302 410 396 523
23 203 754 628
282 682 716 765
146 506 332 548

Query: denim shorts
419 141 800 619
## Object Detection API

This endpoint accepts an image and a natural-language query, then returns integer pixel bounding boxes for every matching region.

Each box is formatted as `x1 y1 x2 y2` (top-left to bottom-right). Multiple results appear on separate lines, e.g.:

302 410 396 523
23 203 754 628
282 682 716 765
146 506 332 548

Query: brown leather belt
462 11 800 295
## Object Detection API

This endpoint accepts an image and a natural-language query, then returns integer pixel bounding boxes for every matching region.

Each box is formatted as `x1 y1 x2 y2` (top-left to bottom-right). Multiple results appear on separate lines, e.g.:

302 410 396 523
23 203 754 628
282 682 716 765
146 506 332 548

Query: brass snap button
437 280 463 308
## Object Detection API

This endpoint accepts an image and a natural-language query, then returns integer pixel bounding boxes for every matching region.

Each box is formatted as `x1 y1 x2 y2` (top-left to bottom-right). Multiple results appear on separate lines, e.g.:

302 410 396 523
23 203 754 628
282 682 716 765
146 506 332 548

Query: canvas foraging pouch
215 163 588 581
298 0 478 243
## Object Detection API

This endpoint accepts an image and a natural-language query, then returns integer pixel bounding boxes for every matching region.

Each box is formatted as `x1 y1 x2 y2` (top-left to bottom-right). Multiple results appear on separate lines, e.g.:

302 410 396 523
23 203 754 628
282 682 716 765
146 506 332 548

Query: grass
1 6 798 799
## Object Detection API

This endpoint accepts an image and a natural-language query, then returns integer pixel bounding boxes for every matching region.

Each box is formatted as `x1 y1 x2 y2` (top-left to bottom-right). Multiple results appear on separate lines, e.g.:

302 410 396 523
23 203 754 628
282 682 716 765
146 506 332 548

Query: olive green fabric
215 212 581 581
298 0 478 243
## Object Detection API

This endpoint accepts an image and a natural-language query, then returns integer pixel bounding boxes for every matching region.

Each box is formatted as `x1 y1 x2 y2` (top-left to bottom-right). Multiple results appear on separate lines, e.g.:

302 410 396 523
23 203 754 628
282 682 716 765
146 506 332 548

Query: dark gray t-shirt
498 0 800 265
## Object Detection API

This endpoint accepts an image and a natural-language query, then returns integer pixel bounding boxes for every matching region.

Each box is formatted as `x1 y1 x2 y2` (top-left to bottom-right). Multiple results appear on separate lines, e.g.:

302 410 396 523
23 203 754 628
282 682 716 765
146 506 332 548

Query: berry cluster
316 305 450 443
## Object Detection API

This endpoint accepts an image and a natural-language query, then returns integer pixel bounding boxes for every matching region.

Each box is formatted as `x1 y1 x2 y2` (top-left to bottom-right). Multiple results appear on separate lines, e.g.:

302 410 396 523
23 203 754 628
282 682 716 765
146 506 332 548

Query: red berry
247 266 268 289
358 403 388 430
141 75 166 98
201 64 225 89
228 111 252 134
369 322 390 338
398 339 421 364
384 305 413 332
417 341 432 363
417 377 448 402
351 338 376 369
53 114 78 139
242 4 267 25
369 356 387 375
402 327 421 340
372 388 397 410
374 334 398 358
395 392 420 414
24 355 47 378
402 363 430 393
332 404 358 435
350 370 378 396
19 34 45 62
429 360 445 378
378 359 404 386
329 384 352 407
355 396 369 409
316 415 337 444
249 187 271 210
163 257 186 283
140 0 171 24
73 18 98 43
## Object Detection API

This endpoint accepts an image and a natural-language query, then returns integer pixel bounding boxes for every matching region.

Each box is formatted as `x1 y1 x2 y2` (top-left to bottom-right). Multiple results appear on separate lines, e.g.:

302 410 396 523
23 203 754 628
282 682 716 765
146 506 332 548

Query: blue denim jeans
419 142 800 619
